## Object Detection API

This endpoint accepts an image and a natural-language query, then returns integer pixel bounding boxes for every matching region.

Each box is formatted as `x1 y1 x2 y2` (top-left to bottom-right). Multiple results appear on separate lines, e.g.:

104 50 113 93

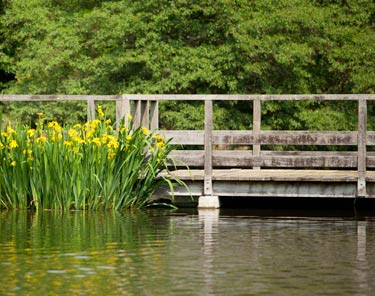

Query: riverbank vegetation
1 0 375 129
0 106 183 210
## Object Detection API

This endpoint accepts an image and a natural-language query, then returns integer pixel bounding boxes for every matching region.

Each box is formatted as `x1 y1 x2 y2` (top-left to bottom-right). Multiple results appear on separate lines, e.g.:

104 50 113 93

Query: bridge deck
155 169 375 201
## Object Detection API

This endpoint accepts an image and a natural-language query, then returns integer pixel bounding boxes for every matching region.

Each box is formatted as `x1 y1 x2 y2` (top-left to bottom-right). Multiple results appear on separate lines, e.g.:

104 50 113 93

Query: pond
1 208 375 295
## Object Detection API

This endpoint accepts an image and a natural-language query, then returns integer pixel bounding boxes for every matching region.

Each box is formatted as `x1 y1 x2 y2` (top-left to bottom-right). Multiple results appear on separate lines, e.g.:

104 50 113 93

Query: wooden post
116 95 130 129
253 98 261 169
87 98 96 121
150 100 159 130
357 98 367 197
204 99 213 196
132 100 141 128
141 100 149 128
198 99 220 208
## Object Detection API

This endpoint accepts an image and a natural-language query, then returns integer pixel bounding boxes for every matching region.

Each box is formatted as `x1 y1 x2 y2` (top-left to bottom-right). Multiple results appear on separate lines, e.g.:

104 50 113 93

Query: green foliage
0 108 184 210
1 0 375 130
0 101 87 127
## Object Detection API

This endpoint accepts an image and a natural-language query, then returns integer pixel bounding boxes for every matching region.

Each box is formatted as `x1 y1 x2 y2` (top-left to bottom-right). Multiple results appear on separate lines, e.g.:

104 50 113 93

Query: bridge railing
1 94 375 197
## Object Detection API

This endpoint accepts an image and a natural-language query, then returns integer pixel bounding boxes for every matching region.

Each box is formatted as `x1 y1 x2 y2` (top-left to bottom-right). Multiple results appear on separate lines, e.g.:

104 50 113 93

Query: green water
1 209 375 295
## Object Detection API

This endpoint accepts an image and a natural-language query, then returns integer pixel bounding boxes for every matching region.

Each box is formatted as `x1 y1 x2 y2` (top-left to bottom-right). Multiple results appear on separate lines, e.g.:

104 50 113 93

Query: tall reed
0 106 185 210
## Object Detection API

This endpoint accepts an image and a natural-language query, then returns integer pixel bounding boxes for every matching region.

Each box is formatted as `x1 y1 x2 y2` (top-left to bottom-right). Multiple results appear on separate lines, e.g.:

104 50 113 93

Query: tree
1 0 374 130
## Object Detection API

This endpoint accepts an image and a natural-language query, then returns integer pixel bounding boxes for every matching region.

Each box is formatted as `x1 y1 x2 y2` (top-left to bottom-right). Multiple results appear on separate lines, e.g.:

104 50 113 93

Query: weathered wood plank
357 99 367 196
169 150 204 166
162 130 358 146
203 100 214 195
252 98 261 169
216 131 358 146
366 156 375 167
1 93 362 102
213 151 358 168
87 99 96 121
140 100 149 127
169 150 359 168
0 94 122 101
166 169 361 182
116 96 130 129
132 100 141 127
367 132 375 145
159 131 204 145
150 100 159 130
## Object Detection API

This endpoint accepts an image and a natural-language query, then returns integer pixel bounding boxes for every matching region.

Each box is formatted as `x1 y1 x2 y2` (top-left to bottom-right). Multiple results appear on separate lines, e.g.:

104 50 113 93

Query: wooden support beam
253 98 261 169
140 100 149 128
116 95 130 129
132 100 141 127
87 99 96 121
204 99 214 196
357 98 367 197
150 100 159 130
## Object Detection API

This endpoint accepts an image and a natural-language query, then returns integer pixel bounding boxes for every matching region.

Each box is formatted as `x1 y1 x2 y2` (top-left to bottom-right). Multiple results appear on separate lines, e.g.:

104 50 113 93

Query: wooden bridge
1 94 375 208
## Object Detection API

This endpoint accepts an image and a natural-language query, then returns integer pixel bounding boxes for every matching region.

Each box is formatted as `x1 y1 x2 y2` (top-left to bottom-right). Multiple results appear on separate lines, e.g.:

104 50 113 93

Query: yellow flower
127 114 132 121
97 105 105 118
105 119 111 125
107 140 119 149
85 129 95 140
47 121 62 132
10 161 16 167
64 141 73 147
72 137 84 144
68 128 79 138
8 140 19 149
0 142 4 149
73 123 82 129
101 134 108 144
120 127 128 133
6 126 16 135
91 119 101 129
37 112 43 117
50 132 62 143
153 134 164 143
142 127 149 135
126 135 132 141
36 136 47 143
91 138 101 147
156 141 164 149
27 129 36 137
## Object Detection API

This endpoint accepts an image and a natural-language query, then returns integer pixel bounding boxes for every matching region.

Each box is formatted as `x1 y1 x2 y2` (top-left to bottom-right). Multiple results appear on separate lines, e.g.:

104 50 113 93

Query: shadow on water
218 196 375 218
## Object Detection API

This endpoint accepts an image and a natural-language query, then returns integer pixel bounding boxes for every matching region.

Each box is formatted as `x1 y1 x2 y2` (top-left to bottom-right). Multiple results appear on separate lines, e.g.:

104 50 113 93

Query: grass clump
0 106 184 210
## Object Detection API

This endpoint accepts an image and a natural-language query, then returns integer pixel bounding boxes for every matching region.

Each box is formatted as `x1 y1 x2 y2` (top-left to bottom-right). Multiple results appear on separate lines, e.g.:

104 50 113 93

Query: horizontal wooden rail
161 130 359 146
169 150 361 168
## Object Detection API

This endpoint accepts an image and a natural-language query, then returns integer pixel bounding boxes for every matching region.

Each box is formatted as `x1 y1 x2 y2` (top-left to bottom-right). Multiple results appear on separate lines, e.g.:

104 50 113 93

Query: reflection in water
0 210 173 295
199 209 219 296
0 210 375 296
356 221 369 295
